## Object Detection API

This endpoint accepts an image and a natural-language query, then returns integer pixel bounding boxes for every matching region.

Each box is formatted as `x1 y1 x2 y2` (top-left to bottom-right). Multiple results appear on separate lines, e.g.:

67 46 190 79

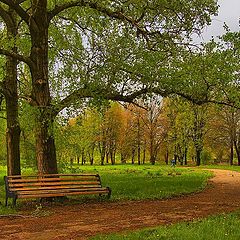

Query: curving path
1 169 240 240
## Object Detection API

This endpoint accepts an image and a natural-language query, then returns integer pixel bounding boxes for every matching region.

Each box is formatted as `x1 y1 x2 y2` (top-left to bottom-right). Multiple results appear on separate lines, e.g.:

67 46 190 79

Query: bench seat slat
8 174 98 178
17 190 110 199
8 177 98 183
10 185 101 191
17 188 108 195
9 181 100 187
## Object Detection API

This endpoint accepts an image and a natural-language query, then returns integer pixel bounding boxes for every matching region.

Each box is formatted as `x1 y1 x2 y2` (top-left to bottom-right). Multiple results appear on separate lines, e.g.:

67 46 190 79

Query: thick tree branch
0 5 13 26
0 48 33 67
52 87 149 116
0 0 30 25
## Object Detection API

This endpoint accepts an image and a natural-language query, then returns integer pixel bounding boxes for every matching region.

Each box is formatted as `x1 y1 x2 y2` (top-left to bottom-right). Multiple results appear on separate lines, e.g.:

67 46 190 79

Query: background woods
1 98 237 168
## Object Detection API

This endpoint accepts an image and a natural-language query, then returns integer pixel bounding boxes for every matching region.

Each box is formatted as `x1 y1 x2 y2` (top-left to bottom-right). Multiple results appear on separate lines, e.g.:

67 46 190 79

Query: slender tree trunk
165 148 169 165
99 141 106 165
142 145 146 164
230 140 234 165
121 153 126 164
4 9 21 176
234 141 240 166
100 151 105 165
5 56 21 176
137 144 141 165
196 149 201 166
184 147 188 165
131 148 135 164
106 151 109 164
81 149 85 165
149 138 155 165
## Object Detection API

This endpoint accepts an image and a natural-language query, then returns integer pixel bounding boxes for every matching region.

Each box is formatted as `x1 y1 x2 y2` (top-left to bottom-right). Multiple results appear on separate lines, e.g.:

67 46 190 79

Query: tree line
53 97 240 166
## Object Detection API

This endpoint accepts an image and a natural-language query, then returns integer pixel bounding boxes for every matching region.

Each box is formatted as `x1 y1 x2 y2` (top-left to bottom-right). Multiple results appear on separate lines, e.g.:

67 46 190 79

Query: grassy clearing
0 164 211 212
60 164 212 201
91 212 240 240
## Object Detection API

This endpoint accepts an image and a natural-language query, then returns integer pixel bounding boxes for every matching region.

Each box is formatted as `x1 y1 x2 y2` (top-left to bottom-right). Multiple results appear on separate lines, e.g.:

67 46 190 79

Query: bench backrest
5 174 102 193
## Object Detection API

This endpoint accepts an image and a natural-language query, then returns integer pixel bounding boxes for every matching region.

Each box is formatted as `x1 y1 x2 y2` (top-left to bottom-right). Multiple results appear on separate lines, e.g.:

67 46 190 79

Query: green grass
91 212 240 240
60 164 212 201
198 164 240 172
0 166 16 214
0 164 211 213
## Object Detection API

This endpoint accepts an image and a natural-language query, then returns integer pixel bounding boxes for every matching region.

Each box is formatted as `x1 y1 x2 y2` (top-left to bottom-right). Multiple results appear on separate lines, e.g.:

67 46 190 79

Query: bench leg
5 196 8 207
12 196 17 207
107 187 112 199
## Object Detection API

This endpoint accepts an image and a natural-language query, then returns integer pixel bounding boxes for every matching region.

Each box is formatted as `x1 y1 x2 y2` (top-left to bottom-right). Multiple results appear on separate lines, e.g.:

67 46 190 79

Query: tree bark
230 140 234 165
4 8 21 176
131 148 135 164
196 149 201 166
28 1 58 174
234 141 240 166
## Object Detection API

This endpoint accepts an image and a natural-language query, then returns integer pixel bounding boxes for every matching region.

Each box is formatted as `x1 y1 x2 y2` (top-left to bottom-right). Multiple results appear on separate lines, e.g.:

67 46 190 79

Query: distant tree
104 103 124 165
141 97 168 165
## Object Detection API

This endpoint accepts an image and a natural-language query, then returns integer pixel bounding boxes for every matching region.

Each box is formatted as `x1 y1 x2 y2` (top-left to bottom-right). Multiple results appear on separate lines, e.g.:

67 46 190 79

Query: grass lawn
0 164 211 213
198 164 240 172
91 212 240 240
60 164 212 201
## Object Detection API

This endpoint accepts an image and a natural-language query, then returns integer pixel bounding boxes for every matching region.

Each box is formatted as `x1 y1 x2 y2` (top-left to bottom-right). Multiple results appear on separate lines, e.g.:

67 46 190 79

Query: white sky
199 0 240 42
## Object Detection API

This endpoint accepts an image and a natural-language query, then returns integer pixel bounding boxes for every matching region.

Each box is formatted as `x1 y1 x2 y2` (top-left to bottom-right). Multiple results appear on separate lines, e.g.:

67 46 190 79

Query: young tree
141 97 168 165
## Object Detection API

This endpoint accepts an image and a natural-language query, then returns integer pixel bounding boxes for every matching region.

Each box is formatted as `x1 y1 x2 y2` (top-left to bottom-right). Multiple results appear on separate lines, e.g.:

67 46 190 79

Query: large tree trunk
29 1 57 174
4 9 21 176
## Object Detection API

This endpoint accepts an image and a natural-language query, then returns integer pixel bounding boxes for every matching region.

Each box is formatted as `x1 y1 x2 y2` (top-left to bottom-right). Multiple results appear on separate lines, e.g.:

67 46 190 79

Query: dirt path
1 169 240 240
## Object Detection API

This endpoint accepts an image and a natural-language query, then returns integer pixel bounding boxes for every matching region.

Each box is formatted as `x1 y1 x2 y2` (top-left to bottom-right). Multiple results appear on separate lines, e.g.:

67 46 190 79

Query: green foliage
91 212 240 240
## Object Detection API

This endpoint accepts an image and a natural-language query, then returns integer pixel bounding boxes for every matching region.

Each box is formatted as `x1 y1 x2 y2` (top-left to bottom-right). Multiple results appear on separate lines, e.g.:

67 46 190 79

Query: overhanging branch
52 87 149 117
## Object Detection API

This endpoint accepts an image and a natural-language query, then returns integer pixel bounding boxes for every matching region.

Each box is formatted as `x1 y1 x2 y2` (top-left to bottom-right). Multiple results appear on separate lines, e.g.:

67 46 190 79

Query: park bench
4 173 111 206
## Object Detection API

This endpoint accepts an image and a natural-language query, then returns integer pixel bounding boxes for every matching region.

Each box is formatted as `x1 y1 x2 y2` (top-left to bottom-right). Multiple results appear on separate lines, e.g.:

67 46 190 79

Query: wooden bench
4 173 111 206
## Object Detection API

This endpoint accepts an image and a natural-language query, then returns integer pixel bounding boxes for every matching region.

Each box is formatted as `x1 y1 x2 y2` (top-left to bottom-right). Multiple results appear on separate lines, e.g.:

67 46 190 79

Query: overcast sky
199 0 240 42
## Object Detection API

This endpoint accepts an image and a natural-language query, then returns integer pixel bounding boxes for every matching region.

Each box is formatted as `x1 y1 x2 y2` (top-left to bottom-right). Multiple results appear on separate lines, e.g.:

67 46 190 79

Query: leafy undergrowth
91 212 240 240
